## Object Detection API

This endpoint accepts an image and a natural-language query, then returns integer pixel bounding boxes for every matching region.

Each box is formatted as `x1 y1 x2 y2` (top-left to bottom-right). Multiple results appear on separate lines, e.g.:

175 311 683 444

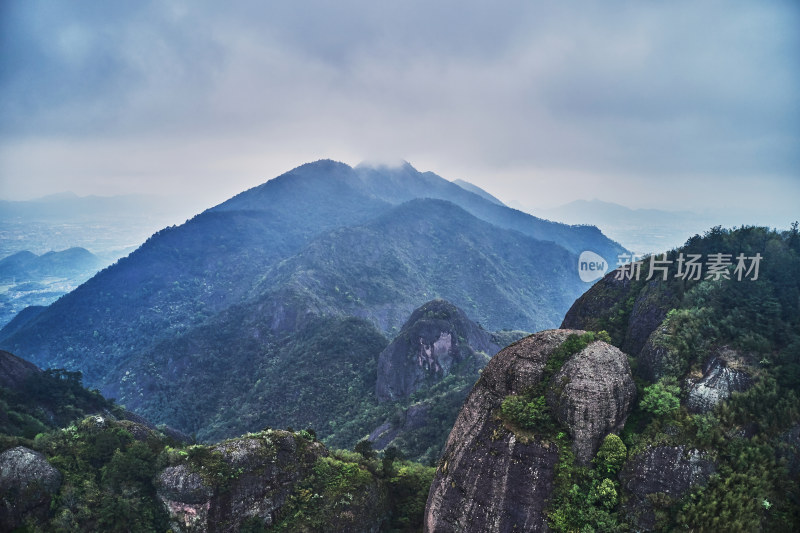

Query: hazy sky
1 0 798 221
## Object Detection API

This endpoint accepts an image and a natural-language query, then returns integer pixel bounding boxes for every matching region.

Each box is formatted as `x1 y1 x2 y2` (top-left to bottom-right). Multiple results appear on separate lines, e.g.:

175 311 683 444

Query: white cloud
0 0 797 218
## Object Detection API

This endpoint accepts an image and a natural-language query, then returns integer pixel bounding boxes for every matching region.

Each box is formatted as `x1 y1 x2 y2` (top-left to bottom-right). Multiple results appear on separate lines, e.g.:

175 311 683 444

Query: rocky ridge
424 329 636 532
376 299 499 401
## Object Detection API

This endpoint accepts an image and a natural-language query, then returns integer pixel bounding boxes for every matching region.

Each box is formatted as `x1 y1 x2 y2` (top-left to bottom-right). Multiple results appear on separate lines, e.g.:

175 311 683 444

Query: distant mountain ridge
0 247 103 282
0 159 626 446
0 248 107 329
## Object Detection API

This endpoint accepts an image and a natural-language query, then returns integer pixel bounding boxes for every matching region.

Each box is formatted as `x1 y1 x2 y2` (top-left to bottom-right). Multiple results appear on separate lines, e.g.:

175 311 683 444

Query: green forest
2 224 799 532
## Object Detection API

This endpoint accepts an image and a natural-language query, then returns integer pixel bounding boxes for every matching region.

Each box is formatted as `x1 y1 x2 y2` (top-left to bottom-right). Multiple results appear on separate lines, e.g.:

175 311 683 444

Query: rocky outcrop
425 330 569 532
622 281 674 357
156 430 387 533
0 446 62 531
637 324 685 382
562 274 675 359
546 341 637 464
117 408 192 443
376 299 499 401
620 446 716 531
779 424 800 477
686 348 753 413
157 431 323 532
425 329 635 532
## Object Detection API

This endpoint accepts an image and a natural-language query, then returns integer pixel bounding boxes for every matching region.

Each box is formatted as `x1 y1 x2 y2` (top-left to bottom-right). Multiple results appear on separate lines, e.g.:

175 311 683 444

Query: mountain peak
291 158 353 173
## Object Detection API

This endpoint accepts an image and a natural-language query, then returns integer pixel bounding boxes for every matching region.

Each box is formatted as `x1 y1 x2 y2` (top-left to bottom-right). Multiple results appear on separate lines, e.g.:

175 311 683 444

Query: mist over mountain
0 192 192 261
0 193 174 221
0 160 624 449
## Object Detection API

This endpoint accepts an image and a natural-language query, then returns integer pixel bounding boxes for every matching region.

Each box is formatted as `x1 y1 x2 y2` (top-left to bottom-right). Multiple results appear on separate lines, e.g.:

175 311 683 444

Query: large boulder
424 329 636 532
562 274 675 360
620 446 716 531
0 446 62 531
561 272 635 333
424 330 570 532
637 323 685 382
546 340 637 464
779 423 800 478
369 402 431 450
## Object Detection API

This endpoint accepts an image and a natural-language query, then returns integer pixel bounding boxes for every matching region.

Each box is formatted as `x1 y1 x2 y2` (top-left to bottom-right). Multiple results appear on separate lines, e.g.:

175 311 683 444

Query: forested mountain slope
0 161 622 448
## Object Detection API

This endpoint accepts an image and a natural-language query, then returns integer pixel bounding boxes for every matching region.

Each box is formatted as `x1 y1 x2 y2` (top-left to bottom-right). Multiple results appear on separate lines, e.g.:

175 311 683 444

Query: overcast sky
1 0 798 223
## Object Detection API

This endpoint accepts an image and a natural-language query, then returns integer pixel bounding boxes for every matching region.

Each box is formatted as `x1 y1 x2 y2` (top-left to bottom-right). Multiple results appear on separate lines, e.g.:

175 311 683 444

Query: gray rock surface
562 274 675 360
546 341 637 464
620 446 716 531
779 423 800 477
157 431 324 532
0 446 62 531
622 281 674 357
376 299 499 401
637 323 685 382
425 329 622 532
157 430 388 533
686 349 753 413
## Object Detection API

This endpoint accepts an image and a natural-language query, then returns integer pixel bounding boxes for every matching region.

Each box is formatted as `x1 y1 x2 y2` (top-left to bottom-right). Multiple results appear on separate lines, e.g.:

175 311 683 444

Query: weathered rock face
562 274 674 360
376 299 499 401
157 430 388 533
426 329 633 532
0 446 62 531
686 349 753 414
546 341 637 464
622 281 674 357
157 431 323 533
637 324 685 382
116 408 192 443
426 428 559 533
620 446 716 531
